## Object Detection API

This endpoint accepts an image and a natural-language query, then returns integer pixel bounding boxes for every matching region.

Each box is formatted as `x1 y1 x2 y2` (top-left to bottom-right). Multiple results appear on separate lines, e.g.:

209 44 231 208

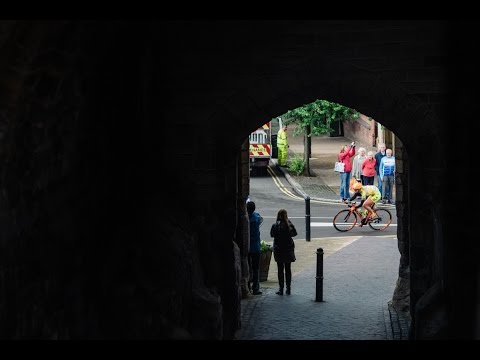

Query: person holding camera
337 141 356 201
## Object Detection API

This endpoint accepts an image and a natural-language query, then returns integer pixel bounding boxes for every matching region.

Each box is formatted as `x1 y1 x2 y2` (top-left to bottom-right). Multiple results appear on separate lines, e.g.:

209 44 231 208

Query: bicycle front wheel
368 209 392 230
333 210 357 232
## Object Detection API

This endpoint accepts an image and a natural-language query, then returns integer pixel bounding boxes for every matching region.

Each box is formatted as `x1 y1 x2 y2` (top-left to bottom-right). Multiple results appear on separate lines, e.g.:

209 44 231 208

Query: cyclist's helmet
353 182 363 191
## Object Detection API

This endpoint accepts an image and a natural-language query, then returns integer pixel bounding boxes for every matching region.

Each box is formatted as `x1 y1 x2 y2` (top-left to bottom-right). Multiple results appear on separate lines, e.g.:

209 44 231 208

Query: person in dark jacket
374 143 386 195
247 201 263 295
270 209 297 295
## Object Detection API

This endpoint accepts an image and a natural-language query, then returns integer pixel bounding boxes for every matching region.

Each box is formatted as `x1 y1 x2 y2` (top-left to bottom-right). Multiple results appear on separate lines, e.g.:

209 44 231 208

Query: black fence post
305 196 311 242
315 248 324 302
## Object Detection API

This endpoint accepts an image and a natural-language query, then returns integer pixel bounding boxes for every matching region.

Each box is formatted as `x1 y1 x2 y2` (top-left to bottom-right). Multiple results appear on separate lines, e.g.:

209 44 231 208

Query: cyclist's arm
348 190 366 208
348 191 362 202
355 199 365 209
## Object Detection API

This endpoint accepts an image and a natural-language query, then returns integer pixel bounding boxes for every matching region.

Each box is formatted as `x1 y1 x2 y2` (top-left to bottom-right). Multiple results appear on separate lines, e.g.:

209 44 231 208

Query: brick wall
343 113 376 148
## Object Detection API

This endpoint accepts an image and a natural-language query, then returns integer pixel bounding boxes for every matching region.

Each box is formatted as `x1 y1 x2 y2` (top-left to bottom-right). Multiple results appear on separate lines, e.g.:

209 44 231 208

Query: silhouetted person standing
247 201 263 295
270 209 297 295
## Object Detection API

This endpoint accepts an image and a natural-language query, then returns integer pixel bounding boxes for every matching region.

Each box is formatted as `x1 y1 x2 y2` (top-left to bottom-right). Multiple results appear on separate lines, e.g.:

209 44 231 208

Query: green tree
281 99 359 176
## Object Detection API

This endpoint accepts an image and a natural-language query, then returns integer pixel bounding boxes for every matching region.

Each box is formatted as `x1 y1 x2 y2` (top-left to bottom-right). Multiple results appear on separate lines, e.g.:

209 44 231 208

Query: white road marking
311 222 397 227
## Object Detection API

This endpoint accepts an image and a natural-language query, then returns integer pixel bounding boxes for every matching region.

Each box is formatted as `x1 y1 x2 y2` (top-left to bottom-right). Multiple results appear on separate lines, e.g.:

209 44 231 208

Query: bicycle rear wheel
333 210 357 232
368 209 392 230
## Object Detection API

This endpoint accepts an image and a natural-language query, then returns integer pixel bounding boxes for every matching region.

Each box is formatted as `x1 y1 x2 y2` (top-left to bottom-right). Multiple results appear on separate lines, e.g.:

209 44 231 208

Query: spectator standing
270 209 297 296
374 143 386 195
351 147 367 184
247 201 263 295
379 148 395 204
362 151 376 185
338 142 356 201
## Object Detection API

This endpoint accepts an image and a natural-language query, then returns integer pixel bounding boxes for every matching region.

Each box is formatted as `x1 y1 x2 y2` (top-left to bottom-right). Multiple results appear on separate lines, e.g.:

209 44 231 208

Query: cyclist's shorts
368 191 381 203
358 208 368 217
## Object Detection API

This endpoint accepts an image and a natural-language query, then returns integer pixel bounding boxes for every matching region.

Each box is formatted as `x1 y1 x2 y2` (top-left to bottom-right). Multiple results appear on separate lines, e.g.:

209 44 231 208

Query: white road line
289 216 334 219
311 222 397 227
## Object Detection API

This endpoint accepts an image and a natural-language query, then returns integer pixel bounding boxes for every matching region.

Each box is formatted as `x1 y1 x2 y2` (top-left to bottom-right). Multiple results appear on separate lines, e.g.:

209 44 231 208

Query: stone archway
222 50 446 339
0 20 471 339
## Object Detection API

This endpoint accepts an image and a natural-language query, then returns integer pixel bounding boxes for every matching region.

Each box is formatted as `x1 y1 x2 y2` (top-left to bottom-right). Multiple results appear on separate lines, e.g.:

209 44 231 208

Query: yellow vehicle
249 122 271 176
249 118 282 176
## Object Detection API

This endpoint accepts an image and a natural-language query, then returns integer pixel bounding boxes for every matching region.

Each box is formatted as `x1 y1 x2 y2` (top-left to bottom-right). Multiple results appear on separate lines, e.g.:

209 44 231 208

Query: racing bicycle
333 201 392 232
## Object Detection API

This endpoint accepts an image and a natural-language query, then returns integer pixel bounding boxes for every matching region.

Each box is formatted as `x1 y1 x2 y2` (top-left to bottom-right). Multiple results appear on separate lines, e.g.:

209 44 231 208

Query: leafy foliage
281 99 359 136
287 154 305 176
260 240 272 252
279 99 359 176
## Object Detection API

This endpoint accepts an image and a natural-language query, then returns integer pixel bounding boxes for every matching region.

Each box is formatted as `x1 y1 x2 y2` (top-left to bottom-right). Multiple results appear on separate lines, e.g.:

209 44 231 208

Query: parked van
249 117 282 176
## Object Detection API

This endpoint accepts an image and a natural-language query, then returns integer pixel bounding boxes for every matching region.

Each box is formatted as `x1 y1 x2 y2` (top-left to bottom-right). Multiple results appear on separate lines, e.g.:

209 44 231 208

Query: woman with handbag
270 209 297 295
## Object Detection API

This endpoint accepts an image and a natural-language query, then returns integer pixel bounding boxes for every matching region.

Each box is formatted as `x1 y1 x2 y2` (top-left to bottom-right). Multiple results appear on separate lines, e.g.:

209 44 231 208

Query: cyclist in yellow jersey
347 182 382 226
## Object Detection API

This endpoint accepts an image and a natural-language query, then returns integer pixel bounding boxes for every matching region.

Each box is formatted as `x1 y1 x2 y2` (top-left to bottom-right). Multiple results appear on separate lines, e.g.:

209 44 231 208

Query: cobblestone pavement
385 301 411 340
236 236 400 340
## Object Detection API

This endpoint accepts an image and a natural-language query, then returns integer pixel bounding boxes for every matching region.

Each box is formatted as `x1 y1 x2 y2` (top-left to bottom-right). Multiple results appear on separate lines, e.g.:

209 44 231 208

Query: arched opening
236 98 407 338
225 46 445 336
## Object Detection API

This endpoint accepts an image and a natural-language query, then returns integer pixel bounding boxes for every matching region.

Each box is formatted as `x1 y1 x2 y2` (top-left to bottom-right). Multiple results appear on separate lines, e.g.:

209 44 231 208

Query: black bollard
305 196 311 242
315 248 324 302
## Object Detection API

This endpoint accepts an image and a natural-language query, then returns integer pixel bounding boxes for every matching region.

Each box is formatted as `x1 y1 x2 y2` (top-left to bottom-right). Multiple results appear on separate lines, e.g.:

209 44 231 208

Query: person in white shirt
379 149 395 204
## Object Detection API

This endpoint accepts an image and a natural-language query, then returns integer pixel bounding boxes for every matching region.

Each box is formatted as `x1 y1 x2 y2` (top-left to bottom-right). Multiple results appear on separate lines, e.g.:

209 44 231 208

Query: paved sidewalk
236 236 401 340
